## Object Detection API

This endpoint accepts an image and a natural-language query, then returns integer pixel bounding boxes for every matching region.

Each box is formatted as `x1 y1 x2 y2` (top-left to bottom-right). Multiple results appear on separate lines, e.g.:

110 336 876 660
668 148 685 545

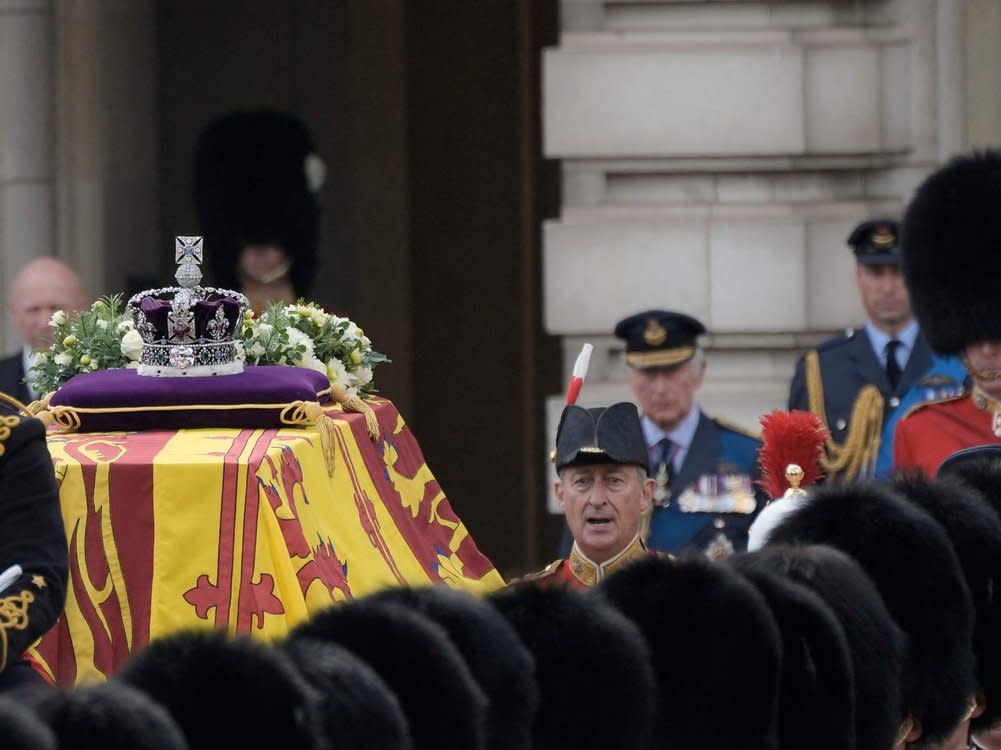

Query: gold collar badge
643 318 668 347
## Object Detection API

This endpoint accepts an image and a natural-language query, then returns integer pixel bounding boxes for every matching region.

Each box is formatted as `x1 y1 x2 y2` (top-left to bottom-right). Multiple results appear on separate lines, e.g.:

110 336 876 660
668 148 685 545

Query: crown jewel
127 237 249 377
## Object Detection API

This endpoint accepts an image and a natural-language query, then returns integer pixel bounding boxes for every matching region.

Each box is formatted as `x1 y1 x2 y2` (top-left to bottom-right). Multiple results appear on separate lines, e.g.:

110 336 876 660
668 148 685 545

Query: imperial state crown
127 236 249 377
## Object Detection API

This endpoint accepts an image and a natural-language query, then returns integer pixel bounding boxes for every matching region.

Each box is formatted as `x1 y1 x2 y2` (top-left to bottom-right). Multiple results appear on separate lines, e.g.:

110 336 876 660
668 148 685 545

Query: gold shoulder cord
804 350 884 483
0 590 34 672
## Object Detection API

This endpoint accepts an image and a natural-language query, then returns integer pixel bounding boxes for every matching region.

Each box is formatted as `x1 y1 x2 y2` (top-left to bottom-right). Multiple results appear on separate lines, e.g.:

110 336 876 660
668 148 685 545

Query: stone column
0 0 54 351
541 0 958 509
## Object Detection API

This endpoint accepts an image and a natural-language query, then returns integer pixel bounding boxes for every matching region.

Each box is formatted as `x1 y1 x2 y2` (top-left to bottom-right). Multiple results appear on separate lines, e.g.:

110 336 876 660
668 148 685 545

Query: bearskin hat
901 149 1001 354
289 599 487 750
116 630 322 750
489 583 655 750
596 555 781 750
0 697 56 750
750 544 906 750
906 466 1001 731
768 483 975 748
364 585 537 750
282 637 413 750
22 682 188 750
194 108 321 298
728 553 855 750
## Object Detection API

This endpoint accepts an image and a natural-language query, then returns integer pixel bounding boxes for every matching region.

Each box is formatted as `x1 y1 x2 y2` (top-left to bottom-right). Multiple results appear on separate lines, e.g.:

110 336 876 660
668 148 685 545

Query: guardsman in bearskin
0 399 68 692
529 402 655 588
611 309 763 558
789 218 964 482
894 150 1001 477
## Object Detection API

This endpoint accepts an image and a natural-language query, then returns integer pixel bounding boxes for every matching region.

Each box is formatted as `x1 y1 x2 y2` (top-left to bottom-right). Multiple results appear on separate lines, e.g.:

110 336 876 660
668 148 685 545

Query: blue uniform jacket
645 412 763 558
788 329 962 479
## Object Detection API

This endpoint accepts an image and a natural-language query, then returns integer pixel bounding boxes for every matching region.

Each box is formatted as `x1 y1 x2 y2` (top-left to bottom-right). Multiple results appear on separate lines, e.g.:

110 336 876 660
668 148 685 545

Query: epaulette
712 417 761 441
511 559 563 585
811 328 859 354
899 390 968 422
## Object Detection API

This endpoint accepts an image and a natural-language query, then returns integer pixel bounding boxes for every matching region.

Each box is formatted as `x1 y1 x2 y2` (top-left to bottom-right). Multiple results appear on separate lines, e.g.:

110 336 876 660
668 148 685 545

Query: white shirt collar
641 404 700 451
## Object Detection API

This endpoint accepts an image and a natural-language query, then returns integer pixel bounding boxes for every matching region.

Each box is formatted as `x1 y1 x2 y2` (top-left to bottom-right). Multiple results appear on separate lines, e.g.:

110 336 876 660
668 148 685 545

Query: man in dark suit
1 258 85 404
788 218 964 481
614 310 763 559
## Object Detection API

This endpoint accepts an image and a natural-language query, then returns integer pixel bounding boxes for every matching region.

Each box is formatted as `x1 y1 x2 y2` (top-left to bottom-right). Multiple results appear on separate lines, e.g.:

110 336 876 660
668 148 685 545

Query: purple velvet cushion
48 366 331 432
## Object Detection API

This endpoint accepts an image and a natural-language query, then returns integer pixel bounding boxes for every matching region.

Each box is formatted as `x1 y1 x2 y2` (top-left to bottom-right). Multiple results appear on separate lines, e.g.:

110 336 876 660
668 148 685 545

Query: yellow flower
63 335 77 347
79 355 91 366
350 349 362 365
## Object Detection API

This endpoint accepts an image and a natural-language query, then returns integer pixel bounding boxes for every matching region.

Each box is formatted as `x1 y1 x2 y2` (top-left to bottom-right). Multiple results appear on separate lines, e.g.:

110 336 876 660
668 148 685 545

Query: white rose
300 354 327 374
54 352 73 367
351 365 373 388
97 319 109 330
247 341 266 360
33 351 49 365
120 329 144 361
326 358 352 389
344 322 360 340
116 319 135 334
49 310 67 327
234 341 246 363
257 323 273 336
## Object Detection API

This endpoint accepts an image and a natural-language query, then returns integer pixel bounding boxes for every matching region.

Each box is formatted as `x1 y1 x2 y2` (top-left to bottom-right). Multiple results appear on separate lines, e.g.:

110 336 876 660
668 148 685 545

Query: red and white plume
757 409 829 499
565 343 593 406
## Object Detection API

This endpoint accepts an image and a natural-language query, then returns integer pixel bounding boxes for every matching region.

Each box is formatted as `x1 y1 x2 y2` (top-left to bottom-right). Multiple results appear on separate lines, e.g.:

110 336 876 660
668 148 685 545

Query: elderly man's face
630 359 705 432
9 259 85 350
556 463 653 563
964 339 1001 400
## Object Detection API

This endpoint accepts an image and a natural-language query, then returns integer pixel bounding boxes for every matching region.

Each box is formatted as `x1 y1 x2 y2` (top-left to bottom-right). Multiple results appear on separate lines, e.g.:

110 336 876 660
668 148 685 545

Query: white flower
116 319 135 334
234 341 246 364
127 361 140 369
344 322 360 340
88 359 100 371
54 352 73 367
327 358 352 389
351 365 373 388
96 319 109 330
33 351 49 365
49 310 67 327
284 327 316 364
300 354 327 374
247 341 266 361
257 323 273 336
120 329 144 361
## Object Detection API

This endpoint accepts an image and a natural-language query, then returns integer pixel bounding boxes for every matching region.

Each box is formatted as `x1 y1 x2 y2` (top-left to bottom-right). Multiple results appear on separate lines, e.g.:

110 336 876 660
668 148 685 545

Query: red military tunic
894 390 1001 477
519 535 657 590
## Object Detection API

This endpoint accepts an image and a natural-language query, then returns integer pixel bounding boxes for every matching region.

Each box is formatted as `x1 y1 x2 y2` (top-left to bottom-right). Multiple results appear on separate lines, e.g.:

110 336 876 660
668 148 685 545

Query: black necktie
885 339 902 390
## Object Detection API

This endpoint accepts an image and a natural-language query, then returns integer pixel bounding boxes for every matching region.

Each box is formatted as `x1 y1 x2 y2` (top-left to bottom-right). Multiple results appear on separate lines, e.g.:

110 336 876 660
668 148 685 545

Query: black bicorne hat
554 403 648 472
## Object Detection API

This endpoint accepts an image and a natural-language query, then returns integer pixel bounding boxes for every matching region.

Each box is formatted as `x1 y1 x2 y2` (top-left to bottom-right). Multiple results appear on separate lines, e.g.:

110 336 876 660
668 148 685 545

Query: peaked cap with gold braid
614 309 706 369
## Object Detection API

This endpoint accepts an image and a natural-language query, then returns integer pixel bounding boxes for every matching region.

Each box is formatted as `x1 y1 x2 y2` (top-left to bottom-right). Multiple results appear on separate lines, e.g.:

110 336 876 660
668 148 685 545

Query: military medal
653 463 670 506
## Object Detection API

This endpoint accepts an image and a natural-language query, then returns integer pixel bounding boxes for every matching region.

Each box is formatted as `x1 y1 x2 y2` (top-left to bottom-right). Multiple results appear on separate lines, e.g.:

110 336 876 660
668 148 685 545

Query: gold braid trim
0 414 21 458
804 350 884 483
639 504 653 545
0 392 29 416
0 590 34 672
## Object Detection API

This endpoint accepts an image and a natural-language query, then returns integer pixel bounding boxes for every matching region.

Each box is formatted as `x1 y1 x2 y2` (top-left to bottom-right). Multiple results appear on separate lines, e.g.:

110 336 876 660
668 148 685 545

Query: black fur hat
289 599 487 750
489 583 655 750
728 553 856 750
194 108 321 298
901 149 1001 354
893 472 1001 731
938 447 1001 519
749 544 906 750
596 555 781 750
23 682 188 750
768 483 975 748
0 697 56 750
364 585 537 750
116 630 323 750
282 637 413 750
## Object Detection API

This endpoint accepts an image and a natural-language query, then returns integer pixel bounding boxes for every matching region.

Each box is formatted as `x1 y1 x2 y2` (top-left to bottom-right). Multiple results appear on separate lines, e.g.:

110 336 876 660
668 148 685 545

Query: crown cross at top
175 236 204 289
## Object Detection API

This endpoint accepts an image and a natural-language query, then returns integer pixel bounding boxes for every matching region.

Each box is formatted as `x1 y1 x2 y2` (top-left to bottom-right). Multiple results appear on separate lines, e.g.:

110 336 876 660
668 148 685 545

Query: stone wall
541 0 1001 510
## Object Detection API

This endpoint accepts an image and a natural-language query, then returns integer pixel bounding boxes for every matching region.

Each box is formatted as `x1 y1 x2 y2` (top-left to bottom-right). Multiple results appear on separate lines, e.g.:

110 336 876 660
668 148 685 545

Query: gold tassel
300 402 338 477
328 383 379 440
805 351 884 483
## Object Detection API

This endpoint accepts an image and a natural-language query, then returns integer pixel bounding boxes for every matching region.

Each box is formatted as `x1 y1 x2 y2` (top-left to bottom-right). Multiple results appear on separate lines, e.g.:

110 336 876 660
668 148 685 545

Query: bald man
1 258 86 403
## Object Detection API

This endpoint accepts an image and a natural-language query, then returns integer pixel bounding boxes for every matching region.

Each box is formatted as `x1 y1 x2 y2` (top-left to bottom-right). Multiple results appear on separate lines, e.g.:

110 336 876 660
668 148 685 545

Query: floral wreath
31 295 388 397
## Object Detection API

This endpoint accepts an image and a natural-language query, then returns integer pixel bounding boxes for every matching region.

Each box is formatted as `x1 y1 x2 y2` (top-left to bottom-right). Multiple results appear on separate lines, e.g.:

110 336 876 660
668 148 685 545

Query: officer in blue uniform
788 218 964 481
614 310 763 558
